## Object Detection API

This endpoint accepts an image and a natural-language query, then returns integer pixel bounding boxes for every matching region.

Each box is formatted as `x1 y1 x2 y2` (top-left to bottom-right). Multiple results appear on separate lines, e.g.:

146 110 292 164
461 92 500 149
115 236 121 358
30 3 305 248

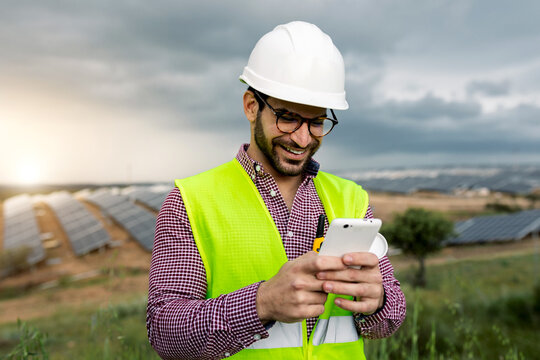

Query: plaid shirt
147 144 406 360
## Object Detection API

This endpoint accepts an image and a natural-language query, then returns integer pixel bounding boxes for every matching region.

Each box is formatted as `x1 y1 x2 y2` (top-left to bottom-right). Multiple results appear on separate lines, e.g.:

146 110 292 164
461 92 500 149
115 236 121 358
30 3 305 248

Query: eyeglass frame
251 89 339 137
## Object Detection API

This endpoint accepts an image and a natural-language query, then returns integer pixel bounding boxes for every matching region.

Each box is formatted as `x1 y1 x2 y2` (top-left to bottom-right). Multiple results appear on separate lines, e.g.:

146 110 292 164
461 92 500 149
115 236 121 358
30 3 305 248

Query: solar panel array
448 209 540 245
84 190 156 251
359 177 426 194
354 166 540 195
2 194 45 265
127 189 168 212
45 191 111 256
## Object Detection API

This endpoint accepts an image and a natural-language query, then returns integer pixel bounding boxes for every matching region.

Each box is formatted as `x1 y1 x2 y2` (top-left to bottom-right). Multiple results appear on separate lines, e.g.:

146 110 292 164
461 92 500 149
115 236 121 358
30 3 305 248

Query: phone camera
343 224 349 228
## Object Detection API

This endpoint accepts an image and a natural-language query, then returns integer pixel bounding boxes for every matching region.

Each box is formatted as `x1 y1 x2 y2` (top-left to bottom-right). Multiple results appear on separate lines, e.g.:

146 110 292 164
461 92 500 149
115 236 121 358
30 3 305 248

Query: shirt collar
235 143 320 181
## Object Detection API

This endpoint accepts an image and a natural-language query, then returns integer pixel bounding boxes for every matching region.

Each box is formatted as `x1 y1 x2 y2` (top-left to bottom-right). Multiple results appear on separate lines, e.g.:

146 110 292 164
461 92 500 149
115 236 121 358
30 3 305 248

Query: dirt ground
0 275 149 324
368 191 531 222
0 197 152 325
1 200 151 290
0 191 538 325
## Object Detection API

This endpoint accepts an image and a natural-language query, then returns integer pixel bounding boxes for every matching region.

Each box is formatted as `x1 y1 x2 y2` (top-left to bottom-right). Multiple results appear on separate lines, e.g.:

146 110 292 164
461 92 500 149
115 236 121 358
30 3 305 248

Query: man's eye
279 114 300 123
311 119 325 127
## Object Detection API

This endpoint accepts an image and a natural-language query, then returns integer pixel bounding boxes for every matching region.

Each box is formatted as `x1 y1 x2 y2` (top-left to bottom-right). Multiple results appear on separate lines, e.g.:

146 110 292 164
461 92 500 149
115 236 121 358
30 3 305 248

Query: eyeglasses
253 90 338 137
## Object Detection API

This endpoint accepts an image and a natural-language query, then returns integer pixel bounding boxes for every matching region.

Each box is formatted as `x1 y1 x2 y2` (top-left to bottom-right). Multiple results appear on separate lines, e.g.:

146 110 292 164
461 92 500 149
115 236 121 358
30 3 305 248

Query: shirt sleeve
146 188 269 360
356 206 407 338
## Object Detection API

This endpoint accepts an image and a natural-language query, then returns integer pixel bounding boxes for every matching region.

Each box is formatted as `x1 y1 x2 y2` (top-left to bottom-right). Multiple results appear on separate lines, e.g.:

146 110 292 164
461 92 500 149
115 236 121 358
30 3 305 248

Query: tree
525 192 540 208
381 207 455 287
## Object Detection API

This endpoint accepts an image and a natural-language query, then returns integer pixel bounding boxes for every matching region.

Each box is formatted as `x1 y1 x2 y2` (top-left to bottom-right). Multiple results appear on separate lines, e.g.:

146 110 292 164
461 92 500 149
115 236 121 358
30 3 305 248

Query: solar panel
448 209 540 245
359 178 418 194
126 189 168 211
2 194 45 265
44 191 111 256
84 190 156 251
416 175 478 193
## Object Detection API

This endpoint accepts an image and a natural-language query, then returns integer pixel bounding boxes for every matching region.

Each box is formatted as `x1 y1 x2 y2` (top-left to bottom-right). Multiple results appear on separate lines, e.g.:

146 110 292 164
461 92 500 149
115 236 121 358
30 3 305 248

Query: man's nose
290 121 312 148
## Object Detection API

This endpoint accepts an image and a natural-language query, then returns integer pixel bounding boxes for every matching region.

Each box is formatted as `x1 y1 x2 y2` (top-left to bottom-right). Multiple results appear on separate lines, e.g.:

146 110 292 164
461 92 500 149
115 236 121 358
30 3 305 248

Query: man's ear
243 91 259 124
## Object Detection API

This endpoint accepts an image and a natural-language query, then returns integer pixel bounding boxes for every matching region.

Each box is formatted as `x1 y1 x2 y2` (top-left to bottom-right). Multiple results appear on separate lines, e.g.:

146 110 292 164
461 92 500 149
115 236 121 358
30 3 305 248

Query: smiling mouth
282 145 306 155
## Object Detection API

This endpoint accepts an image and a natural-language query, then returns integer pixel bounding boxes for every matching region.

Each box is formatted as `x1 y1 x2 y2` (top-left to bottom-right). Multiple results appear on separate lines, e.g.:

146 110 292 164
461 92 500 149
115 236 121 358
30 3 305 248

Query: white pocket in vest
312 316 358 346
247 322 303 349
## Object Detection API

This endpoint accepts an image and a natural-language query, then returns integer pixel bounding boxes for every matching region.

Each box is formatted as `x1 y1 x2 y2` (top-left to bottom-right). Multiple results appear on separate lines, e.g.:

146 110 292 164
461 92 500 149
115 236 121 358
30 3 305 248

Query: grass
365 253 540 359
1 253 539 359
1 297 159 359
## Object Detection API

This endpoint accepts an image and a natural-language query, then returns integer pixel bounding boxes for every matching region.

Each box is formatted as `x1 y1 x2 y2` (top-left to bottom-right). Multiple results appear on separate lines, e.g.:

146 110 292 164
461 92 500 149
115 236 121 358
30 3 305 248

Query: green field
1 252 539 359
365 253 540 359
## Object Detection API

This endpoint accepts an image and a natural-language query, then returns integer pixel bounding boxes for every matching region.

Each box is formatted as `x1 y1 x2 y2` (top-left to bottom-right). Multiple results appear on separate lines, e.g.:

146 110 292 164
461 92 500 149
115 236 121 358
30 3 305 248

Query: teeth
285 146 305 155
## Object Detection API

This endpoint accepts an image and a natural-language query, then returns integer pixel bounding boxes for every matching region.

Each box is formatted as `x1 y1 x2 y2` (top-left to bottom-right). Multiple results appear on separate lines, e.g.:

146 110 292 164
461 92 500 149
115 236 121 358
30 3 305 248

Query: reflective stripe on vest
176 159 369 359
247 322 302 349
246 315 357 349
312 316 358 345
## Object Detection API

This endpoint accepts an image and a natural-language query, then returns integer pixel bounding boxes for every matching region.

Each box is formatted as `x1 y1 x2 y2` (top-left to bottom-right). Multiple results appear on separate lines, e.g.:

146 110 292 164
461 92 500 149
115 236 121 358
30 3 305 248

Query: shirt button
224 352 231 357
255 165 261 172
270 190 276 197
287 231 294 238
253 333 261 340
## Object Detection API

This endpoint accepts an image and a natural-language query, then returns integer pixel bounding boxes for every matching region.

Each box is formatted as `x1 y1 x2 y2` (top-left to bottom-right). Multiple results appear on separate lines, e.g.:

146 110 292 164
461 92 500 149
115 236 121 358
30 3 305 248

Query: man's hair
248 86 269 112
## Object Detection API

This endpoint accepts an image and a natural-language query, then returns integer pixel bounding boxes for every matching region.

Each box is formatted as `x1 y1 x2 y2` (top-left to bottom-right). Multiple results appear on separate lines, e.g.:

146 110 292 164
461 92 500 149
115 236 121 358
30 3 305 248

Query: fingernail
343 255 352 264
317 272 326 279
324 283 333 292
335 298 341 305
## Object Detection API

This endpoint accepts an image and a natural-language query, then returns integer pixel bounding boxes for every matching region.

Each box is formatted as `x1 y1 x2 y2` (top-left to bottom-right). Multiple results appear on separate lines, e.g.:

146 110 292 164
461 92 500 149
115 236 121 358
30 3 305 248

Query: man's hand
256 251 347 323
316 252 384 315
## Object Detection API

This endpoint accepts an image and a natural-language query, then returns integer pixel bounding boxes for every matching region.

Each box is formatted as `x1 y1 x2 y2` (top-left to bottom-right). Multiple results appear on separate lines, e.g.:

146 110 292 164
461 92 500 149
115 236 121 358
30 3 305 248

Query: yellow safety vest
176 159 369 359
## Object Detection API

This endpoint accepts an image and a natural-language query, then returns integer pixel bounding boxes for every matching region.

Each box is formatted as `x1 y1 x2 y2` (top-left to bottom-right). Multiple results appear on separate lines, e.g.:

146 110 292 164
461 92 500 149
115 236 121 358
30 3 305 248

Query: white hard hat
240 21 348 110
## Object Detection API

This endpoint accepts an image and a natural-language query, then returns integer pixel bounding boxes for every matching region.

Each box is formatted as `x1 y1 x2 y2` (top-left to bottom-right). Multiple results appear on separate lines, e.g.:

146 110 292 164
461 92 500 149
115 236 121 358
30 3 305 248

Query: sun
16 161 41 185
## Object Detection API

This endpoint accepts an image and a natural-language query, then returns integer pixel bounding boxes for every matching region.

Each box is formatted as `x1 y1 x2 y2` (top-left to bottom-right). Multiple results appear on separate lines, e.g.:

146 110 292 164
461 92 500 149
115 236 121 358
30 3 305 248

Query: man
147 21 406 359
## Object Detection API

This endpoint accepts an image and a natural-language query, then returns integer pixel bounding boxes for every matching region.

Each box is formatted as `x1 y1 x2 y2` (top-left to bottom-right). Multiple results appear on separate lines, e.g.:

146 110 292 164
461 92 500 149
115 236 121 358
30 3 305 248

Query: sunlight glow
16 161 41 185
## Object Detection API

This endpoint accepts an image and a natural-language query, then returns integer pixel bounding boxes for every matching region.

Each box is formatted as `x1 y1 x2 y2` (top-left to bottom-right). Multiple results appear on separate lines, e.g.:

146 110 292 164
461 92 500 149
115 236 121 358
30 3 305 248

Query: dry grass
369 191 530 222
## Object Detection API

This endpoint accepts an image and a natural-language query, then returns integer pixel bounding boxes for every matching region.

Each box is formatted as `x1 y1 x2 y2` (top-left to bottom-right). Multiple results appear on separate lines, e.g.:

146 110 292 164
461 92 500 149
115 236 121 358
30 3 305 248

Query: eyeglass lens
252 89 337 136
276 116 335 137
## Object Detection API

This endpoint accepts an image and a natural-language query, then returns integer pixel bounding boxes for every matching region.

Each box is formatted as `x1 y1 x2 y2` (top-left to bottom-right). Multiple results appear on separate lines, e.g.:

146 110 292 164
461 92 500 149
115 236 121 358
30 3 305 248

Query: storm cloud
1 0 539 184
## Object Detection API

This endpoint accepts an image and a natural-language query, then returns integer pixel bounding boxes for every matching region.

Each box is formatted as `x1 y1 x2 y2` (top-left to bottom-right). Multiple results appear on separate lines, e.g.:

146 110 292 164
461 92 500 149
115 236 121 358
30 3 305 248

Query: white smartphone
318 218 382 258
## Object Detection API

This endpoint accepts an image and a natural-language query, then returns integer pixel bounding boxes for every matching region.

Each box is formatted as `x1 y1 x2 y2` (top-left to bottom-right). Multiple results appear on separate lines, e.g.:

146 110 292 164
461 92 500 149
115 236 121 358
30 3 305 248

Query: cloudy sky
1 0 539 185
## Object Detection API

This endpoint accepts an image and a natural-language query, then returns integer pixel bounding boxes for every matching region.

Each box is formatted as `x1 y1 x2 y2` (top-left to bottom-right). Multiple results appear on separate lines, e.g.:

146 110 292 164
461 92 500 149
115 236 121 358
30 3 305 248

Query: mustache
272 137 320 151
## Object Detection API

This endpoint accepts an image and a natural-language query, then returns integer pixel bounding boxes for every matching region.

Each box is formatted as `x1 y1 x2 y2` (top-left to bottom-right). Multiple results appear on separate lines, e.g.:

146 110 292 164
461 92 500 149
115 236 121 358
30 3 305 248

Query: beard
254 113 321 176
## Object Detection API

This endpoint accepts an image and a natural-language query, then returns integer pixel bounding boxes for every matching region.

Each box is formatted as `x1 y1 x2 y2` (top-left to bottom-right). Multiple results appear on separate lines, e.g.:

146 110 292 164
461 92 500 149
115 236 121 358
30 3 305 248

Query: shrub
4 319 49 359
0 246 31 278
533 282 540 314
484 202 522 213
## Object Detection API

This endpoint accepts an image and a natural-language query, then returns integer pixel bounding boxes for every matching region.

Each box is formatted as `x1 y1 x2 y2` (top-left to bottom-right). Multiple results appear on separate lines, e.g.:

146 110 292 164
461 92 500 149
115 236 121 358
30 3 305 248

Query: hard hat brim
240 72 349 110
